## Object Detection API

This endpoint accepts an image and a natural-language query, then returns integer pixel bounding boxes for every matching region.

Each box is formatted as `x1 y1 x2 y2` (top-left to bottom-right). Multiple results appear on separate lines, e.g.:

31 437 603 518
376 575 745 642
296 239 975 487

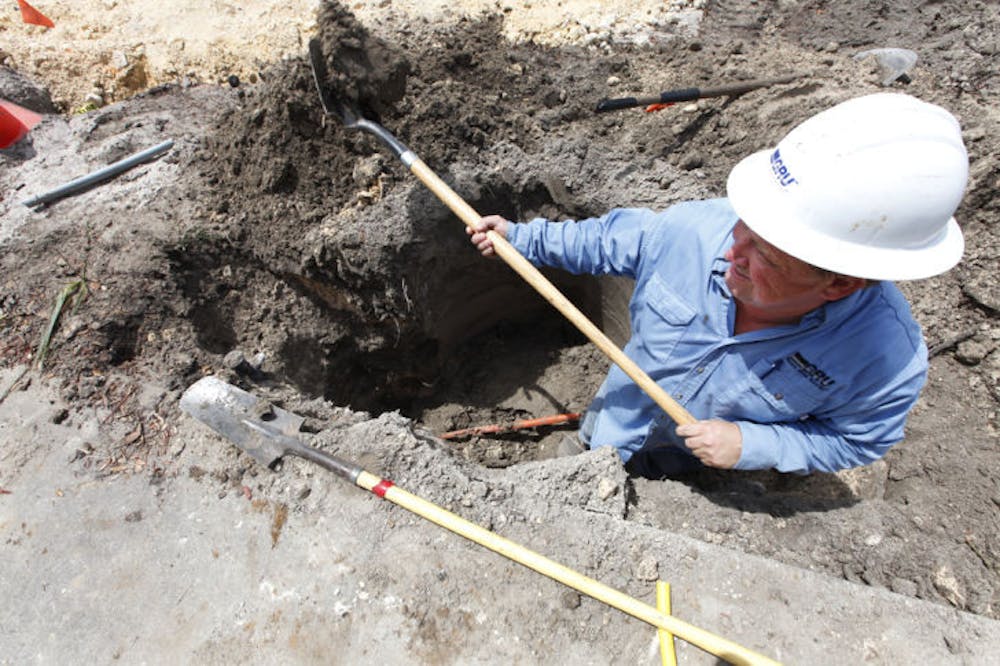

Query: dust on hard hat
725 93 968 281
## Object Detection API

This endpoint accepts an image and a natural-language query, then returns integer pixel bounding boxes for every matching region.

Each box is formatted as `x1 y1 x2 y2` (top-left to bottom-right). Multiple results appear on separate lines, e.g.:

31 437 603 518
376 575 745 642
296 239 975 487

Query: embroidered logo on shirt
770 148 798 187
788 352 834 389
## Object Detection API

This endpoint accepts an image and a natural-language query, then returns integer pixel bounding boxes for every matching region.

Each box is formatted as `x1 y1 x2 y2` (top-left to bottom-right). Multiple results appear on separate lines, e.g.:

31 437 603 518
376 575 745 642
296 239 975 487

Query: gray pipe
21 139 175 208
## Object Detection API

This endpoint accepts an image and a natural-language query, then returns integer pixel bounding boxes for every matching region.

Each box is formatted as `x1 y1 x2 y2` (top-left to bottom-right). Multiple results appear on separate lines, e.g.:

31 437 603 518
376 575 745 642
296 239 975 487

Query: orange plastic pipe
440 412 581 440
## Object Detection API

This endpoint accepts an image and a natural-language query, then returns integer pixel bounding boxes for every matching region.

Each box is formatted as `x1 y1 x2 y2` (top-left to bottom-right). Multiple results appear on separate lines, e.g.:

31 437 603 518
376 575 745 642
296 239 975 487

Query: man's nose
725 242 745 263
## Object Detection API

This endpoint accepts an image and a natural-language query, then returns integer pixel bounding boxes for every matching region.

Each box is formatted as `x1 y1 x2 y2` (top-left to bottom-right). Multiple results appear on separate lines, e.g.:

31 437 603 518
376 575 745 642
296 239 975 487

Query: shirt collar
710 256 731 298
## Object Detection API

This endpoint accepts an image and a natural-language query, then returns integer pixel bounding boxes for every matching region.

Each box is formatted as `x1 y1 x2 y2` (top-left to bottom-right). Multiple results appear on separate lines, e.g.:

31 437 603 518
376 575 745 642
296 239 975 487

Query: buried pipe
439 412 581 440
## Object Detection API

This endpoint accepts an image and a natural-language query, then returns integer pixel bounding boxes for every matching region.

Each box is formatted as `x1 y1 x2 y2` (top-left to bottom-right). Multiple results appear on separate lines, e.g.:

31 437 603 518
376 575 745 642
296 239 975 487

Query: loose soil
1 0 999 661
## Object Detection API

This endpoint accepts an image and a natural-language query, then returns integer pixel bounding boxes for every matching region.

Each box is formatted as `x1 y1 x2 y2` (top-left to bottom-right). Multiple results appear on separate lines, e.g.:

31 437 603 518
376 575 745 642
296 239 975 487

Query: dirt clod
315 1 410 116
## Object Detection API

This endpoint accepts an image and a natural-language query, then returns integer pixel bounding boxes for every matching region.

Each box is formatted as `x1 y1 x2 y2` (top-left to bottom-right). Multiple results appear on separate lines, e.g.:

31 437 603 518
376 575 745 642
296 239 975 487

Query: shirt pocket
740 356 830 422
633 273 697 363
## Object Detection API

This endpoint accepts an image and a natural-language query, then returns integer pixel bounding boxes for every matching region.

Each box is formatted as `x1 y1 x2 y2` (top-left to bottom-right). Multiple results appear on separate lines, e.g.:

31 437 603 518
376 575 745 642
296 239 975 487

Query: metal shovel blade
180 376 305 468
308 37 358 126
307 38 412 160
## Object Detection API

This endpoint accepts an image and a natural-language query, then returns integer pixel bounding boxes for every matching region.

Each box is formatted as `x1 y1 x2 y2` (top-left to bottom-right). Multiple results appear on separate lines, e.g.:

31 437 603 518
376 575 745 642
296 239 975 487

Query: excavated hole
168 178 627 467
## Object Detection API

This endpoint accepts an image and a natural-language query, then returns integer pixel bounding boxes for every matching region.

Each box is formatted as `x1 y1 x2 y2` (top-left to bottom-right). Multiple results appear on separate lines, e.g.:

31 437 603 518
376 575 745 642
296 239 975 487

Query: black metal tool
595 72 805 113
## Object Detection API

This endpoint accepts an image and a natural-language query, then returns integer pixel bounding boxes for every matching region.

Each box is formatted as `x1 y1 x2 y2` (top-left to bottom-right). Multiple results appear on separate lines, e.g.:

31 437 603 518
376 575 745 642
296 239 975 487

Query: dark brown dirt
1 0 998 625
314 0 409 116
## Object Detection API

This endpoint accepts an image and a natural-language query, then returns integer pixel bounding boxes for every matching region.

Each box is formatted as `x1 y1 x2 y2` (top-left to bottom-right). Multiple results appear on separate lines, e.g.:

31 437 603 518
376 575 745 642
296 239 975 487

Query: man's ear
821 274 868 302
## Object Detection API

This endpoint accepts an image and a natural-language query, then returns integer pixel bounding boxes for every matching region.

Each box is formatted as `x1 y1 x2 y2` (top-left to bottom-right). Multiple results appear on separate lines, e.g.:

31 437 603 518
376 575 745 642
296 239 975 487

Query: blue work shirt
506 199 928 474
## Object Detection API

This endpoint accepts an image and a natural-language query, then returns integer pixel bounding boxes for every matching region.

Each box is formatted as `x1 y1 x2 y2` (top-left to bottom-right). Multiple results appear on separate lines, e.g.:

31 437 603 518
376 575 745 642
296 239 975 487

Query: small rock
223 349 246 369
681 153 704 170
962 279 1000 313
124 510 143 523
560 590 581 609
955 337 992 365
837 458 888 499
933 565 966 608
634 555 659 582
606 75 621 86
352 155 383 186
597 477 618 500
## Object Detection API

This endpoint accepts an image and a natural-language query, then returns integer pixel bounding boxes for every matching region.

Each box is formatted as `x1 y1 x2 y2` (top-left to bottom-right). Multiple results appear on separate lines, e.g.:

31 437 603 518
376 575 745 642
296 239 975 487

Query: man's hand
467 215 509 257
676 420 742 469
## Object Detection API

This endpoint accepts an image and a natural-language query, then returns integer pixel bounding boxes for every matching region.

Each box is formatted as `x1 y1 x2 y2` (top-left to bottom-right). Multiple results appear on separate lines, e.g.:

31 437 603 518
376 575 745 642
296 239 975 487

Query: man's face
723 221 834 318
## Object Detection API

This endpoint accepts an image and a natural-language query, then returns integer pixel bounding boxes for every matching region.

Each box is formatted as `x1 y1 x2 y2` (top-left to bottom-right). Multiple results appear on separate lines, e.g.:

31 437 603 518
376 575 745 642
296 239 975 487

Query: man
468 93 968 478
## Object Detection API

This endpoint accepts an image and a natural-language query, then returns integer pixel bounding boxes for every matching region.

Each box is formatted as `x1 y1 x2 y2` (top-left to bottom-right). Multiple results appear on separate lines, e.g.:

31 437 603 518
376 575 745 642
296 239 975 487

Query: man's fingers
675 422 701 437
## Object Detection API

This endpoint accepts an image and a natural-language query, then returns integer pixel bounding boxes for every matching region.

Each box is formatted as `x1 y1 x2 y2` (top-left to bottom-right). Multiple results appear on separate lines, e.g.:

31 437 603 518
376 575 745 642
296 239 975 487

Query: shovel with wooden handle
307 38 695 429
179 375 780 665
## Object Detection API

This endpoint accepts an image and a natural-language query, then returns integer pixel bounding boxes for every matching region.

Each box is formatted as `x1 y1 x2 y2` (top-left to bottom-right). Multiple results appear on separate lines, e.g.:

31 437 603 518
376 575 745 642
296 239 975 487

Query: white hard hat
726 93 968 280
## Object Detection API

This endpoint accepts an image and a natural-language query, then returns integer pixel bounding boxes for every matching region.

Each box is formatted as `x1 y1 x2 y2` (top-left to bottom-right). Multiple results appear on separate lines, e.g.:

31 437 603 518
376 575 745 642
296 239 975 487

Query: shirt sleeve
734 352 928 474
506 208 658 278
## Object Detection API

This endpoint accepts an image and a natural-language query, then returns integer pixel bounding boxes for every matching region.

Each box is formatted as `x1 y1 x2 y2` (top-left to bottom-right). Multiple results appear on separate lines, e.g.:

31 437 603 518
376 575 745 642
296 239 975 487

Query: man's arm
723 362 926 474
676 415 897 473
469 208 660 278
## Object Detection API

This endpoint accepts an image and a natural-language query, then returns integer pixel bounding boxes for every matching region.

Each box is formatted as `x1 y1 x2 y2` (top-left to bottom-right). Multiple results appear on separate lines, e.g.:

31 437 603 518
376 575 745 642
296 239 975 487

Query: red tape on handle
371 479 395 498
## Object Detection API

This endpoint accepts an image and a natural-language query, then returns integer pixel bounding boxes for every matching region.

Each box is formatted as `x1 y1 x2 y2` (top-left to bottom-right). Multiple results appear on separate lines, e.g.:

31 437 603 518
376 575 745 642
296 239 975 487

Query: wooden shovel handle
407 157 696 427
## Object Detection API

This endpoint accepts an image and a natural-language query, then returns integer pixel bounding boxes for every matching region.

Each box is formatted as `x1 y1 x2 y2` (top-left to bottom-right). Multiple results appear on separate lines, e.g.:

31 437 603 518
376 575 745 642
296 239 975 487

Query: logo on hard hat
770 149 798 188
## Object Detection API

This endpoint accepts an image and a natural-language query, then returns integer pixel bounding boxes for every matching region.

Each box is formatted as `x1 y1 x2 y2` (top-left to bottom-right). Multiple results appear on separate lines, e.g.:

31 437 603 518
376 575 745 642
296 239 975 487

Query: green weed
35 278 89 369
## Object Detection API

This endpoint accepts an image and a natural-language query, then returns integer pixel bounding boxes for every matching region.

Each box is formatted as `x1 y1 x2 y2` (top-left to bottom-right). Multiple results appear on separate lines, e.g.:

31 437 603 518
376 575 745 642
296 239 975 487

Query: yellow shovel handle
356 471 779 665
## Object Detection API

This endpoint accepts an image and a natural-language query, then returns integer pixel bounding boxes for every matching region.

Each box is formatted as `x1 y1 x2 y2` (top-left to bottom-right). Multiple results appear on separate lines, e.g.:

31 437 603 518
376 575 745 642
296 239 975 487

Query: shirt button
696 367 705 374
675 393 683 400
774 392 784 400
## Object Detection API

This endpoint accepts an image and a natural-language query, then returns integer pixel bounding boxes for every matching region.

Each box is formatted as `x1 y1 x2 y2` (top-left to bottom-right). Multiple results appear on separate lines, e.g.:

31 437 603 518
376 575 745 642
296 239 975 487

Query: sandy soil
1 0 999 663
